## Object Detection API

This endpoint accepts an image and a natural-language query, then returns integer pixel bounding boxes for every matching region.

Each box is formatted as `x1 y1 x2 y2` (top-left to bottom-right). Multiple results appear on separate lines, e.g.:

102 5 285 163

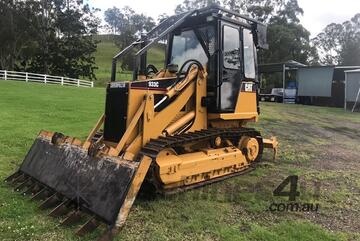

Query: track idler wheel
210 136 222 148
239 136 260 162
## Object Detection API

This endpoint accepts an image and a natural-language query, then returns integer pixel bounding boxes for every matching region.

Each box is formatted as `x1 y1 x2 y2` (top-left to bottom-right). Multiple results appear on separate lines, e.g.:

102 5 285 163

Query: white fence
0 70 94 88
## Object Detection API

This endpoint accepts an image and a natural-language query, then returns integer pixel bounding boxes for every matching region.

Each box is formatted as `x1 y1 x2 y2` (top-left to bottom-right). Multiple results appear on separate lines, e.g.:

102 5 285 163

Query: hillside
93 35 165 86
0 80 359 240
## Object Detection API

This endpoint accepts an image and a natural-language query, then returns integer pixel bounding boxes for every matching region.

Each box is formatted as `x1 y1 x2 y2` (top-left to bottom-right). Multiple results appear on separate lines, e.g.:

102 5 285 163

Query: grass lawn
93 35 165 86
0 80 360 241
92 36 119 86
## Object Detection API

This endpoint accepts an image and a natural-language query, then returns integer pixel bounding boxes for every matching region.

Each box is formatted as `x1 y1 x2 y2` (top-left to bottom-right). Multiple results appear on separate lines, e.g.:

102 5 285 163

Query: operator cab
110 5 268 114
166 15 259 113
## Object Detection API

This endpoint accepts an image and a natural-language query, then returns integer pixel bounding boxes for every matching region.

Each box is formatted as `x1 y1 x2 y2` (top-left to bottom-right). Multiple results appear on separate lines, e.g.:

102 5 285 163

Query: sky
88 0 360 37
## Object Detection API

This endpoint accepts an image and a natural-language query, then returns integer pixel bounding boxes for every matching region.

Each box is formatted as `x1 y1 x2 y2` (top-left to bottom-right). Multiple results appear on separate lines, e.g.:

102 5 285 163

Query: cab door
220 24 242 112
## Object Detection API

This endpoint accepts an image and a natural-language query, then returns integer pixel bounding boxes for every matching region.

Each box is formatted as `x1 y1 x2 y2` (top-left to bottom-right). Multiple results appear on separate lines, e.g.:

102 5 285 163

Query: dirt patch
322 126 360 140
302 209 360 233
257 106 360 234
310 144 360 171
273 112 360 171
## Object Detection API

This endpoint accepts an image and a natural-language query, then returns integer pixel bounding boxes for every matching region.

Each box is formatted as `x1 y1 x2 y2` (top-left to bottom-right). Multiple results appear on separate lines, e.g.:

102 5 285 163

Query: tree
0 0 99 80
175 0 220 14
224 0 318 64
260 21 316 64
173 0 318 64
104 7 123 34
0 1 38 70
312 23 343 65
259 0 318 64
104 6 155 70
47 0 99 79
313 13 360 65
223 0 283 23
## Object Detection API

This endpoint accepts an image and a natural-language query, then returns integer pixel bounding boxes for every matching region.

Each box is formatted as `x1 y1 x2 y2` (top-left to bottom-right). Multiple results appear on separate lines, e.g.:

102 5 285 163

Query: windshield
170 26 214 69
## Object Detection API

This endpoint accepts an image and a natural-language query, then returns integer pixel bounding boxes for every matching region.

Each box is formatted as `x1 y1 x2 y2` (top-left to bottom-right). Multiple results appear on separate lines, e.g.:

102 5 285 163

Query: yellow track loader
5 5 277 241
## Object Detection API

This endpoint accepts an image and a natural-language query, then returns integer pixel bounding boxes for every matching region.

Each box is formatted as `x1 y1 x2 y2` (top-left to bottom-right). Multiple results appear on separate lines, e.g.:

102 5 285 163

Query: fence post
61 77 64 85
44 75 47 84
4 70 7 80
25 72 28 82
91 81 94 88
77 79 80 87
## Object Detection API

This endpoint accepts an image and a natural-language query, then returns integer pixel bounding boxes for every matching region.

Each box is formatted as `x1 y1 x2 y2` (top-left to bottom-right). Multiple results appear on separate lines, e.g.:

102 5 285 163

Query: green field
1 80 360 241
93 35 165 86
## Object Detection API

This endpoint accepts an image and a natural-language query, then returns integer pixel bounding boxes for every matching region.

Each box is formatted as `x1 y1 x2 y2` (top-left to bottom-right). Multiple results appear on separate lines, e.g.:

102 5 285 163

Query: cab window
170 29 208 68
223 26 240 69
243 29 256 78
221 25 241 111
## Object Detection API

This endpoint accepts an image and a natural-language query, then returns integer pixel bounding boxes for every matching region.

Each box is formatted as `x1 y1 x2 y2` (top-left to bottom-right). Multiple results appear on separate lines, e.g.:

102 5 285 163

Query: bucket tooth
22 182 38 195
28 183 43 196
76 217 100 236
31 188 49 201
39 193 61 209
49 200 71 218
4 171 21 183
9 173 26 185
60 210 83 226
14 177 32 191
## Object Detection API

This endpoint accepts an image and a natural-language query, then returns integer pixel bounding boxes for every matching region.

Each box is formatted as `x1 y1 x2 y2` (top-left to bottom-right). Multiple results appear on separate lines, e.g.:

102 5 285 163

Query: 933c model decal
148 81 159 88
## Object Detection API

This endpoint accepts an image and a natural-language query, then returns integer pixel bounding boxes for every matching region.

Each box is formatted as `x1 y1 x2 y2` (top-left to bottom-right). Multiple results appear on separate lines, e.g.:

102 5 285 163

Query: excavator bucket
5 131 142 228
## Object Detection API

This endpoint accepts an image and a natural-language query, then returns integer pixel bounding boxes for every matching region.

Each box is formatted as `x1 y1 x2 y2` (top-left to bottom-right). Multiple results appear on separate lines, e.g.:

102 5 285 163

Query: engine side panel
103 82 129 143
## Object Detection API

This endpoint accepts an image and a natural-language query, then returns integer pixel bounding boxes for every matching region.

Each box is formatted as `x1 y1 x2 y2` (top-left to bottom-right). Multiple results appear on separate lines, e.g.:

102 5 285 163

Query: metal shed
297 66 334 97
296 66 360 107
258 60 306 103
259 62 360 108
345 69 360 112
